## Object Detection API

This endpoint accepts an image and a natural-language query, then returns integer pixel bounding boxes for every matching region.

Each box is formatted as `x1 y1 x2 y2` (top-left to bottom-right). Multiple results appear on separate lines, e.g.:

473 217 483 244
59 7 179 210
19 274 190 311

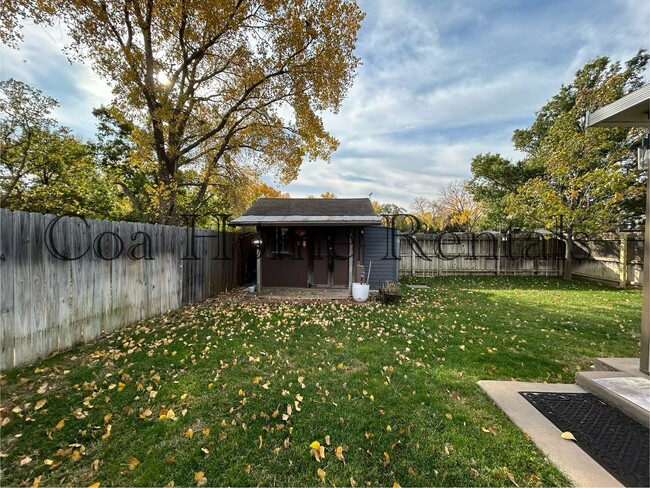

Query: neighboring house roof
229 198 382 226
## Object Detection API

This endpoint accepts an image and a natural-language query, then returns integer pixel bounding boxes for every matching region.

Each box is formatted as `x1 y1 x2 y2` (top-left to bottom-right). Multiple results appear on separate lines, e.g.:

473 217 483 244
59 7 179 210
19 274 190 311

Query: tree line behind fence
399 232 643 287
0 209 245 369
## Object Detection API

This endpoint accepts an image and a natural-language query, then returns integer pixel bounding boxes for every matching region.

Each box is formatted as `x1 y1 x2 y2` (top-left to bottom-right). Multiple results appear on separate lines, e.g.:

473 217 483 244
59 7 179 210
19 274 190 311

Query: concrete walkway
251 287 355 301
479 380 623 487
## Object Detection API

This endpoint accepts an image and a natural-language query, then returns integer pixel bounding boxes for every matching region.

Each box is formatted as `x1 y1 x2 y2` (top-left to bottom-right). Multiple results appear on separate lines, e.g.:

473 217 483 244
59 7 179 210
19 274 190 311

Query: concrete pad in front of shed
478 380 622 488
405 284 430 289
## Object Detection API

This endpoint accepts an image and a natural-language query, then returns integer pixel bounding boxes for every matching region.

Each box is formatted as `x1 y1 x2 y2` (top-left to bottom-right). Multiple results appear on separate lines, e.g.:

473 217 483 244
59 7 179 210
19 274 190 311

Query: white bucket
352 282 370 302
247 285 256 293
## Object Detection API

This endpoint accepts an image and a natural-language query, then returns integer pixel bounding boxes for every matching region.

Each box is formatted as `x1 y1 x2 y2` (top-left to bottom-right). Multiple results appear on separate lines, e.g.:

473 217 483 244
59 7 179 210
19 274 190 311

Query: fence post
619 233 628 289
410 245 415 277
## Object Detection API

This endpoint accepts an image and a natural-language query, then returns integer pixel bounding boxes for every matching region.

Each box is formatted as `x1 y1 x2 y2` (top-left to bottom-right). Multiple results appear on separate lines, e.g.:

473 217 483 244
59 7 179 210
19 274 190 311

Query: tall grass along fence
0 209 244 370
399 231 644 287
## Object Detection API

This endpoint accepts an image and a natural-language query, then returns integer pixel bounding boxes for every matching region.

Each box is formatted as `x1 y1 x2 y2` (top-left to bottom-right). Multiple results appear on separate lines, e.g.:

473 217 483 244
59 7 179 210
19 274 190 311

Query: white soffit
586 84 650 128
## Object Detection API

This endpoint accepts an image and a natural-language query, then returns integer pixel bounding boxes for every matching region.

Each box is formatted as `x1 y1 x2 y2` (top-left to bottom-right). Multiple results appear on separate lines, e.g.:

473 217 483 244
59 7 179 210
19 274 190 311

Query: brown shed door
309 229 350 288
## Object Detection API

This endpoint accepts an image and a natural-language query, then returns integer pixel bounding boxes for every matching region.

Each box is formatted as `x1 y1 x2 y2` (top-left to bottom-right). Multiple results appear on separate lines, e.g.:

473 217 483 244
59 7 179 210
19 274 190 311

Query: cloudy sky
1 0 648 209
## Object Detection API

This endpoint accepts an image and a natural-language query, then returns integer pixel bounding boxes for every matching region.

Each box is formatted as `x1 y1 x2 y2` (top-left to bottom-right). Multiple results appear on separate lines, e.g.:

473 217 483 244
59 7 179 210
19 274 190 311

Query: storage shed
229 198 399 294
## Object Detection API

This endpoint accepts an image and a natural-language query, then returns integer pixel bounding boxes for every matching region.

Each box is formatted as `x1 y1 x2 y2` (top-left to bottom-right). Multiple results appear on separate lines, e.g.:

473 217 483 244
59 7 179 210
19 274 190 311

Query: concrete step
575 371 650 428
593 357 649 377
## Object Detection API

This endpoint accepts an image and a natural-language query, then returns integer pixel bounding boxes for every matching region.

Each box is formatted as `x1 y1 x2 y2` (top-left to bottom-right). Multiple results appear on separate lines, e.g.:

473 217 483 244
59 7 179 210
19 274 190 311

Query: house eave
586 84 650 128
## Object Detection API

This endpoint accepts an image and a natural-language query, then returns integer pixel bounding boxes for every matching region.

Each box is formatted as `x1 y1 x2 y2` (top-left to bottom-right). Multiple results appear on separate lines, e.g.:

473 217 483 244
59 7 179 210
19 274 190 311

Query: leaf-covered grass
0 277 642 487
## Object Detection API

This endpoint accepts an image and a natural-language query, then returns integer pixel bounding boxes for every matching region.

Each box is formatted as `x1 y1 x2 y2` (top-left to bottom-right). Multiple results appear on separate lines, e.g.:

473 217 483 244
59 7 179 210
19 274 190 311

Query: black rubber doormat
520 392 649 487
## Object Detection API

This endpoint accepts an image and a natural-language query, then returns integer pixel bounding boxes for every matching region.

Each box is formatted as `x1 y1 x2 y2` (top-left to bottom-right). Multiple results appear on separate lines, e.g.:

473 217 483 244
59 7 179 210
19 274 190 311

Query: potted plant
379 280 402 303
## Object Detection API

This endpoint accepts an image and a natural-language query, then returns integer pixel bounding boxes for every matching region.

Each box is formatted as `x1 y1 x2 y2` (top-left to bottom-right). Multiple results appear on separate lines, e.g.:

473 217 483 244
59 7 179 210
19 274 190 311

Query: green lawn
0 277 642 487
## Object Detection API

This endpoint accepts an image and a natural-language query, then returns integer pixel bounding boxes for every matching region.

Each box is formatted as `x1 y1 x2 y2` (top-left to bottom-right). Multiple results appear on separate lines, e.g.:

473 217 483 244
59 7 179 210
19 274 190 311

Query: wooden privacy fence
0 209 245 369
399 231 644 286
572 232 644 287
400 232 563 277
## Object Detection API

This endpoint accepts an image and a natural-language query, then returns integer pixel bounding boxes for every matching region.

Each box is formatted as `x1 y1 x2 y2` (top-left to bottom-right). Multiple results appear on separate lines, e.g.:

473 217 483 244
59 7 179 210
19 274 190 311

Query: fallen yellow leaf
560 431 576 441
507 472 519 487
335 445 345 463
71 450 81 462
88 482 100 488
20 455 32 466
30 475 41 488
128 457 139 470
55 419 65 430
35 399 47 410
309 440 321 450
185 428 194 439
194 471 207 486
317 468 326 482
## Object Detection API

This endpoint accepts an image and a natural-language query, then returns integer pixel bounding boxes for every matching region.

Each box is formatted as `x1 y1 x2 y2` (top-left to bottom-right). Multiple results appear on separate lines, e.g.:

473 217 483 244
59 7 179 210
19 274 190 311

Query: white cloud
1 23 112 139
278 0 650 208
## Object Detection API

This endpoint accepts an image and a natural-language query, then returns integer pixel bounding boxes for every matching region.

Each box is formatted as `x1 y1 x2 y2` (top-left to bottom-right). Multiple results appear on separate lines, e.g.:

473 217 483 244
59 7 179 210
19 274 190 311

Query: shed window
272 227 291 255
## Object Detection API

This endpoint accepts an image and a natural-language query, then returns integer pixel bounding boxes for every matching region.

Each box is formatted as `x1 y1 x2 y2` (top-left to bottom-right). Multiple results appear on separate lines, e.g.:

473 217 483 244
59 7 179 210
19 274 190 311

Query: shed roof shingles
243 198 376 217
229 198 380 226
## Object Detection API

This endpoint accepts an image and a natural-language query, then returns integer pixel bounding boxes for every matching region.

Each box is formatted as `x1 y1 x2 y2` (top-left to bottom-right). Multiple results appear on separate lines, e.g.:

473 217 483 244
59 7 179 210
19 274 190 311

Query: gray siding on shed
363 226 400 289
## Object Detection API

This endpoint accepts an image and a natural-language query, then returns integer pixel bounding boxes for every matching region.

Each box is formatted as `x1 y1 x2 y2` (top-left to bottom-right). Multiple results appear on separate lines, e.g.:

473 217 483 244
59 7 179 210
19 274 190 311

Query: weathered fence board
0 209 16 366
0 209 243 369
